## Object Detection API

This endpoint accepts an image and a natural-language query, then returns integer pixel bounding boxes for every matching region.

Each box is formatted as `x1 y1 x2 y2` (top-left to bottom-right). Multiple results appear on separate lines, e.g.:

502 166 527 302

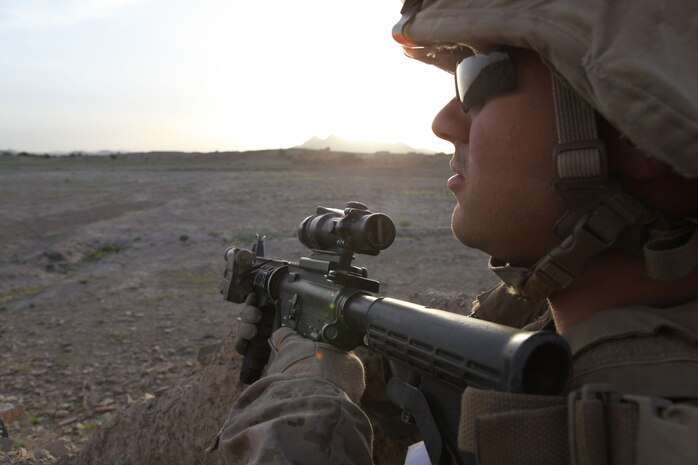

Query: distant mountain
295 135 435 154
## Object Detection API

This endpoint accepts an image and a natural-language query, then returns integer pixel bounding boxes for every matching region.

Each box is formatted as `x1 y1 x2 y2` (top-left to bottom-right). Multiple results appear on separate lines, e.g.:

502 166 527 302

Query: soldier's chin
450 205 493 257
450 205 473 247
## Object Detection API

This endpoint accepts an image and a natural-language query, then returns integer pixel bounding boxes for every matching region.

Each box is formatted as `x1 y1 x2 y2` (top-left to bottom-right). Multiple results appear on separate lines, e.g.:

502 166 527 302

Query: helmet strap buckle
552 138 610 212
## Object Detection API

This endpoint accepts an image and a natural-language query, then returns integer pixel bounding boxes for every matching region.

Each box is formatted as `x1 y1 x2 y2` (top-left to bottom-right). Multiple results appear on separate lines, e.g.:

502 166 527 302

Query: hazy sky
0 0 455 153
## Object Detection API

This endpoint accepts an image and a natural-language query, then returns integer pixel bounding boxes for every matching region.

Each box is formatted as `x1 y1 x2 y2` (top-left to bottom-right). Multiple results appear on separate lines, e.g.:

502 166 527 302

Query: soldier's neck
548 250 698 334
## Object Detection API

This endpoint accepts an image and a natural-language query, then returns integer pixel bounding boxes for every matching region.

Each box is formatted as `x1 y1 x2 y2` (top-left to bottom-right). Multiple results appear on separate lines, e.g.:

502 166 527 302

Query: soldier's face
432 48 565 266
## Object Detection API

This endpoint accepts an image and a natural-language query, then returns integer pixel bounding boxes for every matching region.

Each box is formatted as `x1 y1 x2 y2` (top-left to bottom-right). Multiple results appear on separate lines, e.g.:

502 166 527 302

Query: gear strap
490 76 698 300
643 222 698 279
489 185 652 301
551 73 608 211
458 384 698 465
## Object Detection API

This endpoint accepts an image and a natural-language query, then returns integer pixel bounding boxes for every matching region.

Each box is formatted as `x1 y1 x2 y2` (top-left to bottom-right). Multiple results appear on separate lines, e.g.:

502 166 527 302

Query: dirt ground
0 150 497 464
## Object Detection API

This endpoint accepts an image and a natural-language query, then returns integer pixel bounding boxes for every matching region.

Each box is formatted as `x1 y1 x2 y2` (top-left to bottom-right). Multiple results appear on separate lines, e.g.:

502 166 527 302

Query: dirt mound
61 291 475 465
61 368 239 465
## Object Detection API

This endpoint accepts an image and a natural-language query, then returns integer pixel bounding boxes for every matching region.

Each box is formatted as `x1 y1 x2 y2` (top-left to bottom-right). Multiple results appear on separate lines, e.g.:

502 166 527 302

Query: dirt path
0 151 497 463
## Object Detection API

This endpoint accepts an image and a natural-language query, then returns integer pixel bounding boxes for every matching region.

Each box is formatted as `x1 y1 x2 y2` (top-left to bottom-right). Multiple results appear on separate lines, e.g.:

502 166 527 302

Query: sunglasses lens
456 51 516 112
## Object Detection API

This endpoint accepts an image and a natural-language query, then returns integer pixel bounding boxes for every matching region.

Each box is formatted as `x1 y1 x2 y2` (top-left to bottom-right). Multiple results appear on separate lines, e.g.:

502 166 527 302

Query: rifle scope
298 202 396 255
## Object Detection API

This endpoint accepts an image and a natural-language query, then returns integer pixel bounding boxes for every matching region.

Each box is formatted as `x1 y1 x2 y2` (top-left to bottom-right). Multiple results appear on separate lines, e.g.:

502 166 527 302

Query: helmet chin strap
489 74 698 302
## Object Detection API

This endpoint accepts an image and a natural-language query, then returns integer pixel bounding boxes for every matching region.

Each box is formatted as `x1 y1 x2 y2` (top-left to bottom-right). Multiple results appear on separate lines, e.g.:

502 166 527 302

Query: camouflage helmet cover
395 0 698 177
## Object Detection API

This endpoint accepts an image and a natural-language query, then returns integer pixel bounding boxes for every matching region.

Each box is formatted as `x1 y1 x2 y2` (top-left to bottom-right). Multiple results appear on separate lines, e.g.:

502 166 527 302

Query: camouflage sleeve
215 373 374 465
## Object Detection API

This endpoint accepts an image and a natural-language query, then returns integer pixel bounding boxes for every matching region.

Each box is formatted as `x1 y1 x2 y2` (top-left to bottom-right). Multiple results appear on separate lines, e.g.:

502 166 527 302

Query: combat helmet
394 0 698 300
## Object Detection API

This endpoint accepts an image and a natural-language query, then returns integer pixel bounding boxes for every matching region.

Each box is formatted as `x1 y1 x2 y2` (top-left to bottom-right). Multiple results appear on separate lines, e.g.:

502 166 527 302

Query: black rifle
220 202 571 465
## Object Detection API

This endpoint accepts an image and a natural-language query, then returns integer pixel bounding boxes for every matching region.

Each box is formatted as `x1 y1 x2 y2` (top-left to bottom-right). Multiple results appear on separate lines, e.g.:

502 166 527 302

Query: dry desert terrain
0 150 497 464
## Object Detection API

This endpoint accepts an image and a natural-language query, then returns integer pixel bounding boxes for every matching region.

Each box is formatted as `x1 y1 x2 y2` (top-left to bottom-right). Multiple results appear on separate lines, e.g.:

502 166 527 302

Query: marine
212 1 698 463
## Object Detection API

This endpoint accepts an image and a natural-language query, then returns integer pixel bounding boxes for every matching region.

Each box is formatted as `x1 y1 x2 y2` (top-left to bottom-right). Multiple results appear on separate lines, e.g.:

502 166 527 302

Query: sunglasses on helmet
456 51 517 113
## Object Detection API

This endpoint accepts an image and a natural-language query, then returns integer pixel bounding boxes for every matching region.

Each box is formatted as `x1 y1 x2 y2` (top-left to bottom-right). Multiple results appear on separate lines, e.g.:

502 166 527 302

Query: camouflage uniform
213 328 373 465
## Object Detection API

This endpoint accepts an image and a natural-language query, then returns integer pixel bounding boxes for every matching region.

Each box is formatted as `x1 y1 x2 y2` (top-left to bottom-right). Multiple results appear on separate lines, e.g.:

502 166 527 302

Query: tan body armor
463 294 698 465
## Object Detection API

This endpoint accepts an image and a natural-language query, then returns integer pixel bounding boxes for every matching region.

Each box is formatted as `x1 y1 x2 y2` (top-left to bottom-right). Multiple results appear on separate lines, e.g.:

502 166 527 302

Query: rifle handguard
344 296 570 395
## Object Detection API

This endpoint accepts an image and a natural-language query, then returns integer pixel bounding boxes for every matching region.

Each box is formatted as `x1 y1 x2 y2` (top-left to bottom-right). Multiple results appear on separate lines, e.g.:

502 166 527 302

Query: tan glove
267 327 367 404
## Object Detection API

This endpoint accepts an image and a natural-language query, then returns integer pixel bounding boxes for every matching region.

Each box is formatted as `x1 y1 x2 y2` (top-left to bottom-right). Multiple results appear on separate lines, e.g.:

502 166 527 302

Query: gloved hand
234 293 262 356
233 293 366 402
267 327 366 403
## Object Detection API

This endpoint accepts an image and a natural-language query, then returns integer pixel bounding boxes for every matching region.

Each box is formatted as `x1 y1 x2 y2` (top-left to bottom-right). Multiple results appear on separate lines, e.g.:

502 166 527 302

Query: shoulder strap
562 304 698 398
563 302 698 355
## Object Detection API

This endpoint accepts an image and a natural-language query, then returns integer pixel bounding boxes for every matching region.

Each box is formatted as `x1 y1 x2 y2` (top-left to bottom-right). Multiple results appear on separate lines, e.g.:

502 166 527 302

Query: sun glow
0 0 454 154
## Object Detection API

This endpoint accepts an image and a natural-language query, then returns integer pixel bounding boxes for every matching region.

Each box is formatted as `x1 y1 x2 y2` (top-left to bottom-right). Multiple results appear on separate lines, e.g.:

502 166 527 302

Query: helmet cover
396 0 698 177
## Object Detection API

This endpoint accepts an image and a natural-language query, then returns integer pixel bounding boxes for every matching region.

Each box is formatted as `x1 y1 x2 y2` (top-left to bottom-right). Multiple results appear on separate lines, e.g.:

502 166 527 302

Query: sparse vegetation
111 331 131 341
53 357 70 370
0 285 44 305
13 439 27 450
85 244 121 261
78 422 100 434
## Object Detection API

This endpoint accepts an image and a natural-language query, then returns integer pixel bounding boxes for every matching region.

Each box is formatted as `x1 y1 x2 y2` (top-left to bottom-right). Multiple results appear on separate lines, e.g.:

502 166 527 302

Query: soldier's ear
612 141 672 181
600 118 672 181
603 123 698 218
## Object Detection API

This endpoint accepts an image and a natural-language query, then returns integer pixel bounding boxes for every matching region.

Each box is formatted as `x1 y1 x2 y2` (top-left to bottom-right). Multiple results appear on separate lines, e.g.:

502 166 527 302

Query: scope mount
327 269 380 293
301 249 381 294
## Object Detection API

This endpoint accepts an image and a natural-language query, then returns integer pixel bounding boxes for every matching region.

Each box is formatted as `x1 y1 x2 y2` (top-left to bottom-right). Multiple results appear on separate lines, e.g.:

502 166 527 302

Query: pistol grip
239 308 275 385
240 338 271 384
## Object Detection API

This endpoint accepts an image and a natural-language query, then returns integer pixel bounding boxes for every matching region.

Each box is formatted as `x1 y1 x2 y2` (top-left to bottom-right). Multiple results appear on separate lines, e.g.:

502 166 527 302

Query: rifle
220 202 572 465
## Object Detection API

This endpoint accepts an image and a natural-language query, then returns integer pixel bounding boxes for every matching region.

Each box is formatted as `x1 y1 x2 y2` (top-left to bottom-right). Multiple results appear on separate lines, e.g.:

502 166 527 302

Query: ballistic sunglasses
456 51 517 113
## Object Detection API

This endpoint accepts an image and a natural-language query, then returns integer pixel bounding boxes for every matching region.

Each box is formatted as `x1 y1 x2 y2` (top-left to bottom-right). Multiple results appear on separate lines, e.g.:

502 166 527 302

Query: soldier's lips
448 157 465 191
447 173 465 191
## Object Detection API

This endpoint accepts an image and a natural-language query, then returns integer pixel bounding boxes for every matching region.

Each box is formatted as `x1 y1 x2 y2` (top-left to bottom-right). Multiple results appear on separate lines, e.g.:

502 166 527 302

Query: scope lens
365 214 396 250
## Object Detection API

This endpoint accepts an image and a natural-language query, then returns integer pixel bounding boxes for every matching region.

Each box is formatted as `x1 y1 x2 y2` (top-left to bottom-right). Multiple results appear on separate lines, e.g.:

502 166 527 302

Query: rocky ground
0 150 497 464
